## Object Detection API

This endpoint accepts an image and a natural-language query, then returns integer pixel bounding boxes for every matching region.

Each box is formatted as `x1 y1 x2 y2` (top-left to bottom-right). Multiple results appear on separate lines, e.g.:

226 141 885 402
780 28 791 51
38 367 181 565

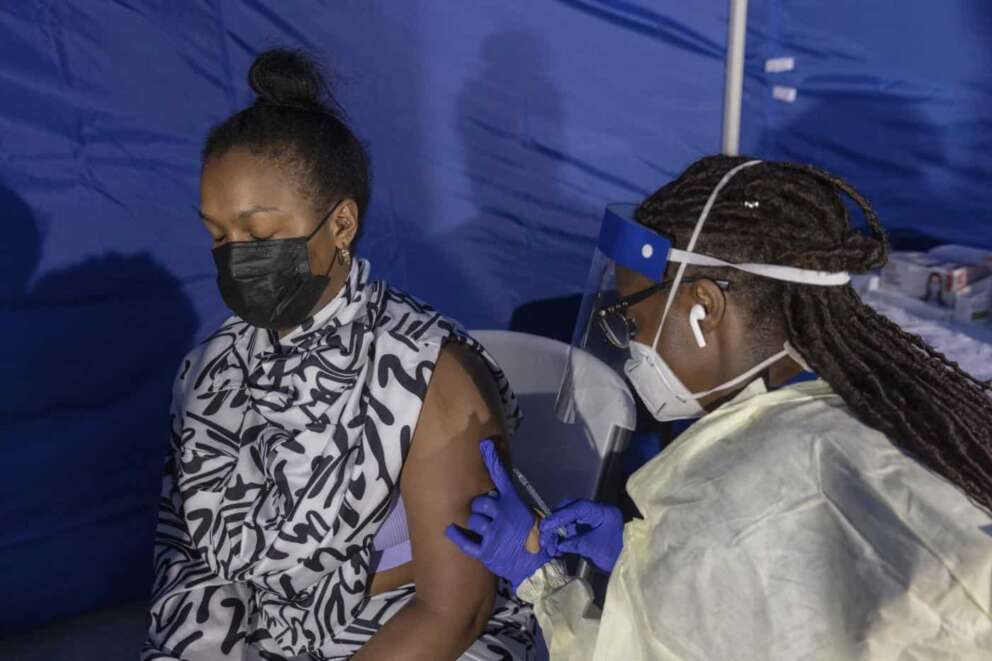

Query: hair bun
248 48 329 111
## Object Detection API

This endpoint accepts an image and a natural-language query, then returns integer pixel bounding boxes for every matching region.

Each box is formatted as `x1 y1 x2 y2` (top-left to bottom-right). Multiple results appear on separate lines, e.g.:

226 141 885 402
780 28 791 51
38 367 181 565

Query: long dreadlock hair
635 154 992 515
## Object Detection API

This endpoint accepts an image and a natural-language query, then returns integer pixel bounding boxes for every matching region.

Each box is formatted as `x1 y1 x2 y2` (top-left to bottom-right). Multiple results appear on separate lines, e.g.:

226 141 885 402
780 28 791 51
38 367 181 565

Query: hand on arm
445 440 554 590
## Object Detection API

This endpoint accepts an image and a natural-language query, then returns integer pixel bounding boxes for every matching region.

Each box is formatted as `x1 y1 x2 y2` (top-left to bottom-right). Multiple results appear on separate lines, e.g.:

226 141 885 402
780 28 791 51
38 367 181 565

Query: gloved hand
539 498 624 573
445 440 553 589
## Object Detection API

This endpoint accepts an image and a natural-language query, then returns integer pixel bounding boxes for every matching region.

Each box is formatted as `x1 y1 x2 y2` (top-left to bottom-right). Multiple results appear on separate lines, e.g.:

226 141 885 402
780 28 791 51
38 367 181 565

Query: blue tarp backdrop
1 0 989 631
751 0 992 250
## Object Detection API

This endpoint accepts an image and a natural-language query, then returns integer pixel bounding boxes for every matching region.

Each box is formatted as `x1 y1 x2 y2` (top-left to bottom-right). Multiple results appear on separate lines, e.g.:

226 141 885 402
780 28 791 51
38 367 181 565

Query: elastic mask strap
308 204 341 279
686 341 813 402
688 347 788 401
322 246 339 278
652 160 763 352
784 341 813 372
306 204 337 242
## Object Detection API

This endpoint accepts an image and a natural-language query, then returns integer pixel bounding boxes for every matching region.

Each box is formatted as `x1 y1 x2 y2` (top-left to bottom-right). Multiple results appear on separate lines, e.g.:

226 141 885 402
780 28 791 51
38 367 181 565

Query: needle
512 467 568 537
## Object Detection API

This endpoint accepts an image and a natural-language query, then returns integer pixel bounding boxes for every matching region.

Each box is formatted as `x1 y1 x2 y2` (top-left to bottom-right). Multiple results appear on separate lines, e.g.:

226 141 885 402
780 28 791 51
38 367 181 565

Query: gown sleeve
516 558 604 660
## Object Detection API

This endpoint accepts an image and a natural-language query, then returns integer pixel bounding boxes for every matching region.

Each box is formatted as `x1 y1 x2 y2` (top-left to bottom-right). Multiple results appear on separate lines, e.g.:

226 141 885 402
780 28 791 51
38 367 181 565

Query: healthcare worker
446 156 992 659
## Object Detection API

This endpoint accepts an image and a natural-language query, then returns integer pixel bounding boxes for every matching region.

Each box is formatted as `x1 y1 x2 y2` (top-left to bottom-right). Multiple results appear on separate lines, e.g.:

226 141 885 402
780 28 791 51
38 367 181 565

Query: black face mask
212 210 337 330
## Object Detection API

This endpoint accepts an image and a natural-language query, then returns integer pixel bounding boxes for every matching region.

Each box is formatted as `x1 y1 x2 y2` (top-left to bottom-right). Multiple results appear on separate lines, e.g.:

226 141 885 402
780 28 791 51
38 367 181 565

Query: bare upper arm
399 342 506 620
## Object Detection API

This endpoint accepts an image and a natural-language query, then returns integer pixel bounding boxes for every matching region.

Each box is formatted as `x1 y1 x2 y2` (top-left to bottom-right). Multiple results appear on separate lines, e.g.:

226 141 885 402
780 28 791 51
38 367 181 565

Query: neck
767 354 803 388
698 354 802 412
698 334 802 411
276 258 352 338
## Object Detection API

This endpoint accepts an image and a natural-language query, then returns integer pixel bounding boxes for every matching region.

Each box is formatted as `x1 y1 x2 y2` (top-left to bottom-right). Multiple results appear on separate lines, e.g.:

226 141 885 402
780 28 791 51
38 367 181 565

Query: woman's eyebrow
237 205 281 220
198 206 282 222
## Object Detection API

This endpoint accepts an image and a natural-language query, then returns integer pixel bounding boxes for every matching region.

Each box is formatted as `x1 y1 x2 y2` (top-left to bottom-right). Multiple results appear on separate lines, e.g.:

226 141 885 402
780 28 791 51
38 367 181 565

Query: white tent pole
721 0 749 155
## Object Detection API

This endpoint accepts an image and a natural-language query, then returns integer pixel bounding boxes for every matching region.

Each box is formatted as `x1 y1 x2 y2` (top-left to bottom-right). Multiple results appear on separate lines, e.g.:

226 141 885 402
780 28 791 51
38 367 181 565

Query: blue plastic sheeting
4 0 992 634
745 0 992 249
0 1 729 630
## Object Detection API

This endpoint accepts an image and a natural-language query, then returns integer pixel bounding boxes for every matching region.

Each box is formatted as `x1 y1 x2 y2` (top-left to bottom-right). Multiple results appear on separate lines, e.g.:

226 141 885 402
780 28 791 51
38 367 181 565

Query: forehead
200 148 308 214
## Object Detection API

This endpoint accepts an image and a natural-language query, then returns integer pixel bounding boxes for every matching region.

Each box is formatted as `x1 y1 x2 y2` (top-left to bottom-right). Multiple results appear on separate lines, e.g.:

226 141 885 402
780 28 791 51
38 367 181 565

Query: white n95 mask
624 338 811 422
624 340 704 420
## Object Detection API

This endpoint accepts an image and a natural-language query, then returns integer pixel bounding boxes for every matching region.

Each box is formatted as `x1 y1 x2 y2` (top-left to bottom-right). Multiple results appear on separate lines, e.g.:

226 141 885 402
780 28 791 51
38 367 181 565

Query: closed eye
199 215 226 245
204 227 226 244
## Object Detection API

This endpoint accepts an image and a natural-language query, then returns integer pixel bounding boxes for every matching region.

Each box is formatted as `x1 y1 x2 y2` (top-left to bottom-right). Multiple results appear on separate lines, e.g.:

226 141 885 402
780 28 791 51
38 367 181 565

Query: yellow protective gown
518 379 992 660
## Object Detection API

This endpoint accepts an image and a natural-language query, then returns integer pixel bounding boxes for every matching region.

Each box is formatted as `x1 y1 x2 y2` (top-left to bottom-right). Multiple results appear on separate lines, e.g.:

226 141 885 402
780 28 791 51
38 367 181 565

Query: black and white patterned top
143 259 521 660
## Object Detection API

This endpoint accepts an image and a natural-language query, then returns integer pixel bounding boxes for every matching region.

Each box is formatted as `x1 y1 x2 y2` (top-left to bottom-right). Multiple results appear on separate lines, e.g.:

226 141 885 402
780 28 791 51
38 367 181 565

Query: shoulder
663 381 850 472
633 382 851 525
363 281 510 437
420 341 506 437
375 281 437 314
711 380 856 465
735 382 988 539
364 281 458 356
434 341 501 397
369 281 448 333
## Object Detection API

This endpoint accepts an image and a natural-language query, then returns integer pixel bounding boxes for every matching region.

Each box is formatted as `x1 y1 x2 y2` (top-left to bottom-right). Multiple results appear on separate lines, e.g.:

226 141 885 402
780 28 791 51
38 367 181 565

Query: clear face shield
557 160 852 429
553 202 672 436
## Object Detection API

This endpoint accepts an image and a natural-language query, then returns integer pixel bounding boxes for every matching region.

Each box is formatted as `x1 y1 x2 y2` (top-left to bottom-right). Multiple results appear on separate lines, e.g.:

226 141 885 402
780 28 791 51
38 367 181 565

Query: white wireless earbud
689 304 707 348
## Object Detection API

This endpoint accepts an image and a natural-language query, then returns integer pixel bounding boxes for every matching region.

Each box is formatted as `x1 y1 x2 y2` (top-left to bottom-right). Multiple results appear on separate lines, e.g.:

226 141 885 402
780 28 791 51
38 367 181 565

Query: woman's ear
330 199 359 249
689 279 727 335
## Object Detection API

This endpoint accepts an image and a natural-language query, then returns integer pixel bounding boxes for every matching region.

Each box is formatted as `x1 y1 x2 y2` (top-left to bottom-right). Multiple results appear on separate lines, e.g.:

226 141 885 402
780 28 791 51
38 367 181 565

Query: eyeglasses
596 277 730 349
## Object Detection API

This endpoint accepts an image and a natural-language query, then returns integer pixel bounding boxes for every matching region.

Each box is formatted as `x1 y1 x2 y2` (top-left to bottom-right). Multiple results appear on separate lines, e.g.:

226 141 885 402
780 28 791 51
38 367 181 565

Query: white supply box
881 246 991 315
953 275 992 323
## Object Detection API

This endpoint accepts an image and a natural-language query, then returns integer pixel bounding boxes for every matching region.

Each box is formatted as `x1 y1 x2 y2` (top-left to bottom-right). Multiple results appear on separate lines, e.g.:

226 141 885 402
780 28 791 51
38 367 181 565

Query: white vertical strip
721 0 749 156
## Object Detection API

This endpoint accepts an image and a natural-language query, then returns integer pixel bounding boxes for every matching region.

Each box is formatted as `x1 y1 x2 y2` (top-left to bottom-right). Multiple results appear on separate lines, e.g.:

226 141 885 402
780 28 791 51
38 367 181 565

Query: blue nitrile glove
444 440 553 589
539 498 624 573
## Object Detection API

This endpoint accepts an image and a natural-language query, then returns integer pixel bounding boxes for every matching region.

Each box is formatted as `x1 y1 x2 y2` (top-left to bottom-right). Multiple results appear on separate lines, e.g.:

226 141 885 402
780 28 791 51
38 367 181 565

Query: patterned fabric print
143 259 526 660
309 579 537 660
240 582 535 661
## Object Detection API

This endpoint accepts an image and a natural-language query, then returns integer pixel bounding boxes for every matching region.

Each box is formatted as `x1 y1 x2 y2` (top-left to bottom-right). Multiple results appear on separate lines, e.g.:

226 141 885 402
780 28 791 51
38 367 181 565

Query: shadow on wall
448 29 590 331
751 0 992 252
0 180 197 632
770 95 951 251
763 75 984 250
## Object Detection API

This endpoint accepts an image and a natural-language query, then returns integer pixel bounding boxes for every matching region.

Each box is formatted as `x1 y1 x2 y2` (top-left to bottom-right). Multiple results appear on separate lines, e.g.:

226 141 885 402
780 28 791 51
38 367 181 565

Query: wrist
525 515 541 553
514 558 569 601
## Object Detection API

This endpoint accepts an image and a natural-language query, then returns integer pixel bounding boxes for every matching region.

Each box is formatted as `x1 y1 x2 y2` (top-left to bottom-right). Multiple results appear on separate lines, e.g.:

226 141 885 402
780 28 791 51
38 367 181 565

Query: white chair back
472 330 636 508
